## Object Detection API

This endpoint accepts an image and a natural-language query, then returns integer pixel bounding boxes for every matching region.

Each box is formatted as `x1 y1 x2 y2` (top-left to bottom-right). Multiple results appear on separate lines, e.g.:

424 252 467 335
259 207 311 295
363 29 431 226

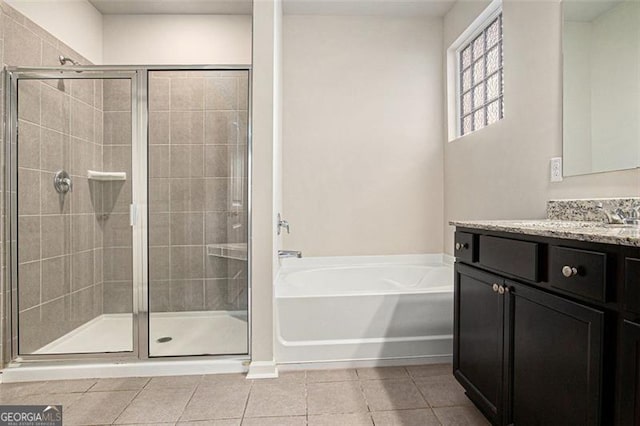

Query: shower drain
156 336 172 343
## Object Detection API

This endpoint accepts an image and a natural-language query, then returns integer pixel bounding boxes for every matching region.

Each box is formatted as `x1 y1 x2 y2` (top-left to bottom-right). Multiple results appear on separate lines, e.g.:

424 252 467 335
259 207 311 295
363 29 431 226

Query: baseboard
277 354 452 371
246 360 279 379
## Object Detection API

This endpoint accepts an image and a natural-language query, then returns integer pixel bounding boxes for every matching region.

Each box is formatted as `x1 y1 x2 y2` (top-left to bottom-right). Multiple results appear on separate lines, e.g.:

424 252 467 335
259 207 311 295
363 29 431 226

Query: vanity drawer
624 258 640 314
454 232 477 263
479 235 540 282
550 246 607 302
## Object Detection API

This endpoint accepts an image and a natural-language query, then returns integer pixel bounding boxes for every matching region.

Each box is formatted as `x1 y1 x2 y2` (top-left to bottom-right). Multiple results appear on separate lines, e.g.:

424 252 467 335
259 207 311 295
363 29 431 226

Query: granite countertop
450 219 640 248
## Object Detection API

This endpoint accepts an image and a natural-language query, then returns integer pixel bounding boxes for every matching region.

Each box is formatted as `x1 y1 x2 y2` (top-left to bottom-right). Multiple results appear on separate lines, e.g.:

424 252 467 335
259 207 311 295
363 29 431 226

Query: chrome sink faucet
597 202 640 225
278 250 302 259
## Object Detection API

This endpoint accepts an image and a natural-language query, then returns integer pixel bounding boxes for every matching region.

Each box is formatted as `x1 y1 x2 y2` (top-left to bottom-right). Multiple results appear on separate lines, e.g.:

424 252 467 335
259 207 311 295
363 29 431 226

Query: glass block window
459 13 503 136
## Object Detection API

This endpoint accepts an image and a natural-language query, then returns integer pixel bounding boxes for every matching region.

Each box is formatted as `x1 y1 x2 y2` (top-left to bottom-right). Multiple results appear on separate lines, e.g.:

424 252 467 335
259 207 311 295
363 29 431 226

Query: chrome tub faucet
278 250 302 259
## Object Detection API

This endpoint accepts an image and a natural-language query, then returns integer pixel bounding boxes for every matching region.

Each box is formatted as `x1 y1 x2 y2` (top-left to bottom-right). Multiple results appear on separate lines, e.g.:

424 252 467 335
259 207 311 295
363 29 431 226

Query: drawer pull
492 283 499 293
562 266 579 278
498 285 505 295
455 242 469 251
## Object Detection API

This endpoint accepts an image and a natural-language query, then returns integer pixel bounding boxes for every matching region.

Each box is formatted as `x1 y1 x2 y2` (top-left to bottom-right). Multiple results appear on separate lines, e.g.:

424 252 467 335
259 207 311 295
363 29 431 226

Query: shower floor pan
32 311 248 357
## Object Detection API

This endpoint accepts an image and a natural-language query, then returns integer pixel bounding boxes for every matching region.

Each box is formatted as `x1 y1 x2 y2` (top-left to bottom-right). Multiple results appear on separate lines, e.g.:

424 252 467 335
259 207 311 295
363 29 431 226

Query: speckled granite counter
450 219 640 247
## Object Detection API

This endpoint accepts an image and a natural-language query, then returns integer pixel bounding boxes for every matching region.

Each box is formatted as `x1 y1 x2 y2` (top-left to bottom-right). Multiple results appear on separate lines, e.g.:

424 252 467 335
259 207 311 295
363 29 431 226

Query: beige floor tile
17 392 83 408
179 419 241 426
361 379 428 411
115 387 194 424
308 412 374 426
200 373 251 386
0 381 49 401
64 390 138 425
45 379 98 394
433 405 490 425
414 375 471 408
307 381 368 415
406 363 452 378
200 373 249 386
90 377 150 392
181 384 251 421
356 367 408 380
250 370 306 385
116 423 175 426
145 375 203 389
307 368 358 383
372 409 441 426
241 416 306 426
244 382 306 418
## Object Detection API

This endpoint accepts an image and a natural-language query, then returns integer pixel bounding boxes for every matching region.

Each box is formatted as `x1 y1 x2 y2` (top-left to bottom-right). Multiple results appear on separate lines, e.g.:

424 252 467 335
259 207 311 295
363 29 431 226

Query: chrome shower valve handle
53 170 72 194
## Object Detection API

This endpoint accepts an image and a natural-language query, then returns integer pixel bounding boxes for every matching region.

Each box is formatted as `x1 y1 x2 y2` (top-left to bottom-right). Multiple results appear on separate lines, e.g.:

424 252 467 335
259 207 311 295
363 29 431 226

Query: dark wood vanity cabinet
453 229 640 425
505 279 603 426
454 264 505 424
455 262 603 425
619 320 640 425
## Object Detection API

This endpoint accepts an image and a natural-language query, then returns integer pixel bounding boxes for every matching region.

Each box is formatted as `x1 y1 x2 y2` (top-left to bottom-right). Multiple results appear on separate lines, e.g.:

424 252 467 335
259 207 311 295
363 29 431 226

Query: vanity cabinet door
504 281 604 426
619 320 640 425
454 263 506 425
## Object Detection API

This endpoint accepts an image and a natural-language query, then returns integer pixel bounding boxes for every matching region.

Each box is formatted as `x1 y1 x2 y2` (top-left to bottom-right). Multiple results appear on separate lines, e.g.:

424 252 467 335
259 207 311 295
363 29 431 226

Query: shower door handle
130 204 138 226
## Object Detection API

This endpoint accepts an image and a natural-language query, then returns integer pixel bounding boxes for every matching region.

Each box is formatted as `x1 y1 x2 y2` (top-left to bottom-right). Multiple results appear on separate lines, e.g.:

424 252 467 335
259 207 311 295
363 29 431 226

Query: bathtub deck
0 364 489 425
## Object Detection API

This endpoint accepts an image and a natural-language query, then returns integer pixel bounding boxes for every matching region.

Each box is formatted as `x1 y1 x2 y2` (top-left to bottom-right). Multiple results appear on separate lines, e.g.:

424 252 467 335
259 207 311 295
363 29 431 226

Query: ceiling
88 0 253 15
88 0 456 17
283 0 456 16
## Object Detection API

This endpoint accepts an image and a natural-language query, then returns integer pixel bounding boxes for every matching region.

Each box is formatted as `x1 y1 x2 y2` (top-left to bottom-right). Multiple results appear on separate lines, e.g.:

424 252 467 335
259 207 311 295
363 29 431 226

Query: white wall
102 14 252 65
443 0 640 254
282 15 444 257
249 0 281 377
5 0 103 63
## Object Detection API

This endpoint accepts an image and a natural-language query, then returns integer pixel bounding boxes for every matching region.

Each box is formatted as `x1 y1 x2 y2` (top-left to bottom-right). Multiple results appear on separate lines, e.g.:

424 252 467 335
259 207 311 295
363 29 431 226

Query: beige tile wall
0 1 136 357
148 70 249 314
8 22 105 353
101 79 133 314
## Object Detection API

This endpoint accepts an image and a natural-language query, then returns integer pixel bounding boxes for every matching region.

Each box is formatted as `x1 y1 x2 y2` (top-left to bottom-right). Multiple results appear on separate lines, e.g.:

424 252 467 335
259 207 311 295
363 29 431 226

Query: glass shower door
13 72 137 356
147 70 249 357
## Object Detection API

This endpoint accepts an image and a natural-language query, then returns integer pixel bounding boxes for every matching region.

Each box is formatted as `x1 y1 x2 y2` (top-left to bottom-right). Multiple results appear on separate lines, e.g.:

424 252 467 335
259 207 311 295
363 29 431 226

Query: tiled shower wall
17 77 106 354
101 80 133 314
0 1 103 358
148 71 248 313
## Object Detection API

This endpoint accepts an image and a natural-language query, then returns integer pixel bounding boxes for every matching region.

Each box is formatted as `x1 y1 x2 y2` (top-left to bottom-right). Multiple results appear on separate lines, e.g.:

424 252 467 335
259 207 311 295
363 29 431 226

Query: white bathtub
275 255 454 365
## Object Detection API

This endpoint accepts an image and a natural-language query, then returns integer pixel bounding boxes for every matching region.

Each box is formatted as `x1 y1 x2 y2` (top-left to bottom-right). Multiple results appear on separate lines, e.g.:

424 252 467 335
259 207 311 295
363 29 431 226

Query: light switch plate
550 157 563 182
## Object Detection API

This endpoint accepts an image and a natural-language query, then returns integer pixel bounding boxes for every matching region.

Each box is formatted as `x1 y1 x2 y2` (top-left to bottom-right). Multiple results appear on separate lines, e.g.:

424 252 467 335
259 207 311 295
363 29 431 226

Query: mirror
562 0 640 176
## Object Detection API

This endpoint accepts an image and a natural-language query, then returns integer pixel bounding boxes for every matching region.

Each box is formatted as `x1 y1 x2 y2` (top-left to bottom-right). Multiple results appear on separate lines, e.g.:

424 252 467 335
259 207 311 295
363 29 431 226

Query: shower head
58 55 80 66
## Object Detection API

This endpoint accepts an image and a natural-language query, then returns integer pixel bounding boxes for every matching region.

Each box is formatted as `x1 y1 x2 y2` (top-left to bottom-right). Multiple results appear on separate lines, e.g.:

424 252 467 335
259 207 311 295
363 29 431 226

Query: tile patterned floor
0 364 490 425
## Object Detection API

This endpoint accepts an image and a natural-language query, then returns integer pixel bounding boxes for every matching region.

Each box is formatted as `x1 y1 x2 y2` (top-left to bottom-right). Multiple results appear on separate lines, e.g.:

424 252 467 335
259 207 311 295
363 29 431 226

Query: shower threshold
33 310 248 356
3 311 249 383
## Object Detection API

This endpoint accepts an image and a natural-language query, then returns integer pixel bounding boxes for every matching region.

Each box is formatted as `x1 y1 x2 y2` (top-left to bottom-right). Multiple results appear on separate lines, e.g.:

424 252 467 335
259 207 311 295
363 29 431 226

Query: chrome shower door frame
5 68 143 362
4 65 253 365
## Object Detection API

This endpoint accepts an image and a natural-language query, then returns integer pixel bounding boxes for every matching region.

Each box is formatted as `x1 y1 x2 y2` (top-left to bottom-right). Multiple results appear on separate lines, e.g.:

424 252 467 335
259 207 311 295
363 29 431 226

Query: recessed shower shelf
207 243 248 261
87 170 127 181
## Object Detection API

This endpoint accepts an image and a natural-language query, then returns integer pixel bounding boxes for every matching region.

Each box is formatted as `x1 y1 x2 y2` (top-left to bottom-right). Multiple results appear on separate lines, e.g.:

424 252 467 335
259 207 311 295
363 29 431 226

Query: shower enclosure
5 66 250 363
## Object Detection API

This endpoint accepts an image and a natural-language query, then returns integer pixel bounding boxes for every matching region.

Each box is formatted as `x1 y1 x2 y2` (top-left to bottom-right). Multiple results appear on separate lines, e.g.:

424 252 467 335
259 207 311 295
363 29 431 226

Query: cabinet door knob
498 285 505 295
562 266 578 278
492 283 499 292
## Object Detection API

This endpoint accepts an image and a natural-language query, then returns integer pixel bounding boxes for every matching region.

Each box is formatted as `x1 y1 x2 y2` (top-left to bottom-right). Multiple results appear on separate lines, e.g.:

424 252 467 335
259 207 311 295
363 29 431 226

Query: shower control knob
53 170 72 194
